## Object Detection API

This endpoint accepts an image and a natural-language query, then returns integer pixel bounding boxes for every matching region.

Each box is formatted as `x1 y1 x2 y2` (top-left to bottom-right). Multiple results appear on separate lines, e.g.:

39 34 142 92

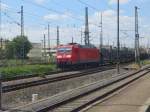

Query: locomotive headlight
57 55 62 58
66 55 72 58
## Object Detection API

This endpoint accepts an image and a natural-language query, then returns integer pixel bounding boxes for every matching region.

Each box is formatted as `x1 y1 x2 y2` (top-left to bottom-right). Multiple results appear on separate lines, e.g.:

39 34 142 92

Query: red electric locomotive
56 43 100 68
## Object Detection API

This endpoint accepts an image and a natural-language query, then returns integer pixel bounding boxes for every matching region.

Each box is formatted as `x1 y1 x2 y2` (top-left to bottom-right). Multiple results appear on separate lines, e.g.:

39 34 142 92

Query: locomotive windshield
58 48 72 53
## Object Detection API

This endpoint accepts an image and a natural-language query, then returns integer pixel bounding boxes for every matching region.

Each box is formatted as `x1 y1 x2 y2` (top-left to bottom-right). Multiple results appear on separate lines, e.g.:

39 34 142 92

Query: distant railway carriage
56 43 100 68
101 47 135 63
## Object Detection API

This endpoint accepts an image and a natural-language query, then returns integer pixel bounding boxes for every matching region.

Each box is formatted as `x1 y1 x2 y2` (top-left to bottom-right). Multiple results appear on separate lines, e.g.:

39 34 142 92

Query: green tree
6 35 32 59
0 48 6 59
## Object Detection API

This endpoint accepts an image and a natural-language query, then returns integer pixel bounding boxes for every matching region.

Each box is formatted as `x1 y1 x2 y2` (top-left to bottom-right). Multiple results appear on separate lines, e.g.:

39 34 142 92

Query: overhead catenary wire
4 0 118 45
5 8 48 27
3 11 46 28
5 0 117 30
3 0 101 29
50 0 77 13
3 12 20 26
2 0 93 29
50 0 106 30
76 0 99 11
21 0 83 21
76 0 115 13
0 2 56 28
21 0 99 27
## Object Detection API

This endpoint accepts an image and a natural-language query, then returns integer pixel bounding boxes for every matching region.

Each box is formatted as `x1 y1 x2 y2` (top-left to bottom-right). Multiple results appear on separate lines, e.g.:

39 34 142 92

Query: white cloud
0 3 9 11
34 0 45 4
43 12 72 21
109 0 130 4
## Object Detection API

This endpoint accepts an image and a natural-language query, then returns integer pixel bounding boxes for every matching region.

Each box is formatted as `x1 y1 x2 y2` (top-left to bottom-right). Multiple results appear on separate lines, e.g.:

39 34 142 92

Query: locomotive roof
79 44 97 48
59 43 97 49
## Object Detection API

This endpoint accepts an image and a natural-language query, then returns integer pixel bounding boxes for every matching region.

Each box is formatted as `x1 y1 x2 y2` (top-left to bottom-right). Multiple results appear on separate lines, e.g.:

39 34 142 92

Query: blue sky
1 0 150 47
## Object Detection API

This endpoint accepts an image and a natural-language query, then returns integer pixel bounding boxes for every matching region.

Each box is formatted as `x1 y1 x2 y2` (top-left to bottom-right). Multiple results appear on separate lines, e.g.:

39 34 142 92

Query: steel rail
71 70 149 112
25 68 150 112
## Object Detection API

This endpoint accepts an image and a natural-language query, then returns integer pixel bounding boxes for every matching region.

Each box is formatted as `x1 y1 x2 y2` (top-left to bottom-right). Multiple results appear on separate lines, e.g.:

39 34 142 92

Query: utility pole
117 0 120 74
41 40 43 51
43 34 46 62
81 29 83 45
19 6 25 63
41 40 43 60
0 38 2 48
0 0 2 109
99 12 103 50
21 6 24 36
135 6 140 66
48 24 50 50
0 0 1 40
85 7 90 46
72 37 74 43
57 26 60 46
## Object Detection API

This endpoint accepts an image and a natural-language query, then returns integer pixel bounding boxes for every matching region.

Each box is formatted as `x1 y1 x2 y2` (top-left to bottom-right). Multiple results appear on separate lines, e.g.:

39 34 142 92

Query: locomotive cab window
58 48 72 53
66 48 72 53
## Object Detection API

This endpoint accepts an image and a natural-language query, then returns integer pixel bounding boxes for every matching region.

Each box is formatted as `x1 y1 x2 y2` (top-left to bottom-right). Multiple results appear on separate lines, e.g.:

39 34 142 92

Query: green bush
141 60 150 66
0 64 56 79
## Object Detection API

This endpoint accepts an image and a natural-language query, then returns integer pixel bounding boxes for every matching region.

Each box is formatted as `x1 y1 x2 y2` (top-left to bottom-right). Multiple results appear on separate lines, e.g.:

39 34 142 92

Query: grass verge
0 64 56 79
141 60 150 66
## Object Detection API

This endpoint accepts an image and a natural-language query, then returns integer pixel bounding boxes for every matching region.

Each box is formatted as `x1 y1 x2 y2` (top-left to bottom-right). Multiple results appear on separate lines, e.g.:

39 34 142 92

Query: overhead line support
117 0 120 74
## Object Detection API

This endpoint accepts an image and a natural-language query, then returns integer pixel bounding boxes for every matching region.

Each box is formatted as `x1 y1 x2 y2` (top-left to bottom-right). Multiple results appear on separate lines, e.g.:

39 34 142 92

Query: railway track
13 66 150 112
2 65 115 93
